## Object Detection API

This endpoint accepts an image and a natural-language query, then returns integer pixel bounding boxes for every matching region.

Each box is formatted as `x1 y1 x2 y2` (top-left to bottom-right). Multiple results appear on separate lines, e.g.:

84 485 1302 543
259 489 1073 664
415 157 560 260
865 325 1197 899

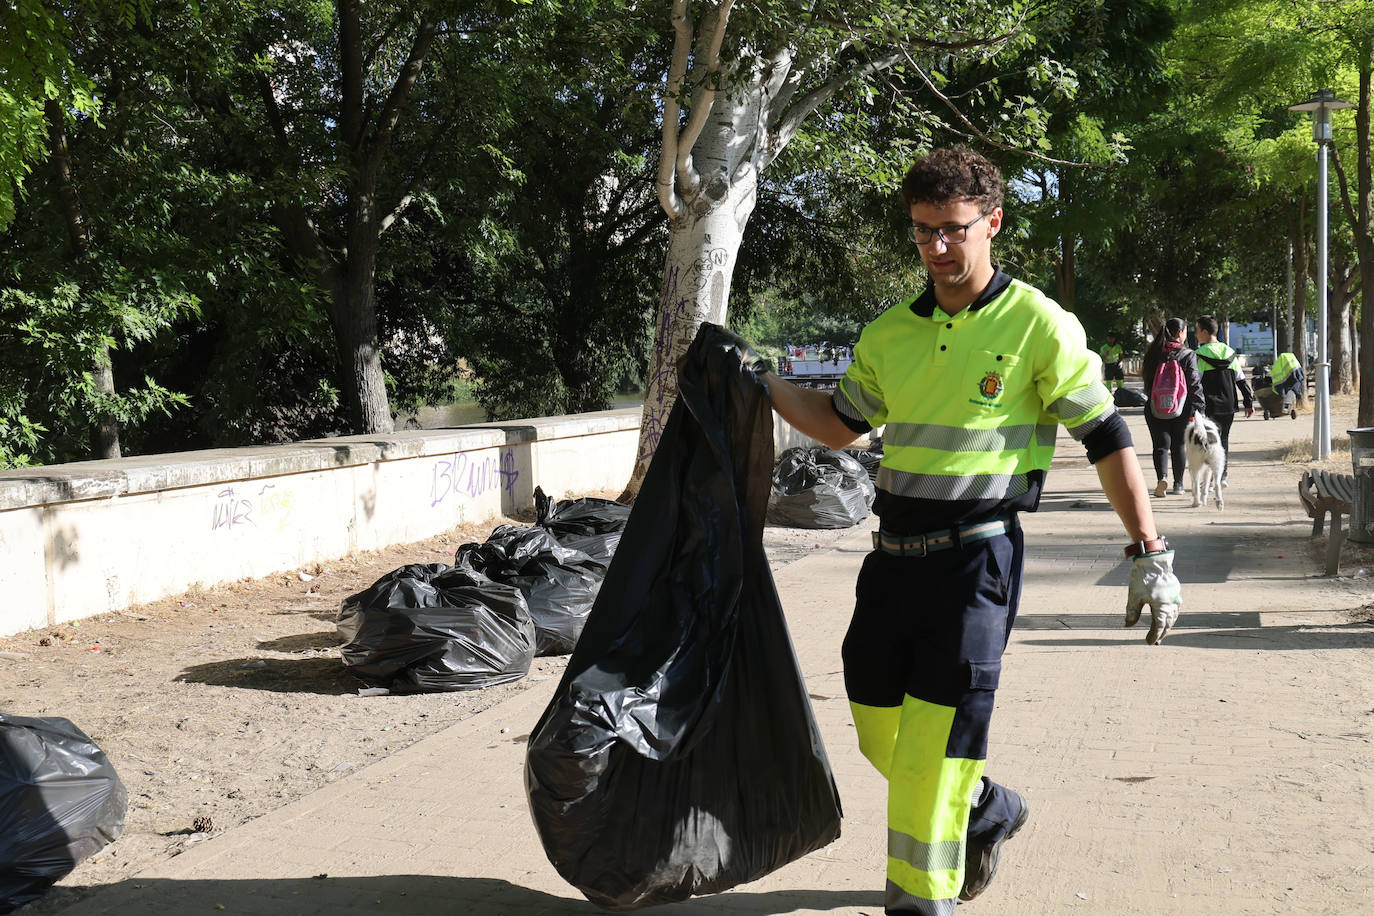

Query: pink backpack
1149 353 1187 419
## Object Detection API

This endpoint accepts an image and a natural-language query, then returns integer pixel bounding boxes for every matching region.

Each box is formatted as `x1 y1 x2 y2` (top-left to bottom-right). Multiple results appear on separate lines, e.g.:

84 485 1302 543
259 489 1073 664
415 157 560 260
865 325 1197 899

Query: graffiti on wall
210 483 295 532
429 447 519 508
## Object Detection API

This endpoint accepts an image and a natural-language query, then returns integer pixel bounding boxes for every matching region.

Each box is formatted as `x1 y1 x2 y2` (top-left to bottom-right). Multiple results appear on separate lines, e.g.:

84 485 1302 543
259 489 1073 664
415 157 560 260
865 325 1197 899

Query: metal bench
1297 469 1355 575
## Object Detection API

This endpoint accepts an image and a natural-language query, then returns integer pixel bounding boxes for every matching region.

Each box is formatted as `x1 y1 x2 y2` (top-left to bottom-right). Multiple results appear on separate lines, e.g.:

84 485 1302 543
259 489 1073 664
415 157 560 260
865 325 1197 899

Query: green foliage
0 277 195 466
0 0 100 229
5 0 1363 465
729 293 867 365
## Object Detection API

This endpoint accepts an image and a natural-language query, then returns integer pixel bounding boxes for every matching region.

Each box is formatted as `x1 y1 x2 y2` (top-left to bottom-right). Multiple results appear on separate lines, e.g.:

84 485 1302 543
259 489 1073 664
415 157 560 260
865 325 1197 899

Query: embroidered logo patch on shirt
978 370 1004 400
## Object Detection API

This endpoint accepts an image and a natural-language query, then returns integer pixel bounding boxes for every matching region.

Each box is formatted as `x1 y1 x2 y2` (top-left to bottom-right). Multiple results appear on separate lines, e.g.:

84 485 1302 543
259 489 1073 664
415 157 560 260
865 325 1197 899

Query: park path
55 403 1374 916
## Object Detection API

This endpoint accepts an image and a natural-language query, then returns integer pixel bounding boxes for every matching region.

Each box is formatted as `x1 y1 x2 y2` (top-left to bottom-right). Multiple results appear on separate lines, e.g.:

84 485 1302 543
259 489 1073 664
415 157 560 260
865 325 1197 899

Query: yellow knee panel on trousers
850 702 901 778
863 695 985 903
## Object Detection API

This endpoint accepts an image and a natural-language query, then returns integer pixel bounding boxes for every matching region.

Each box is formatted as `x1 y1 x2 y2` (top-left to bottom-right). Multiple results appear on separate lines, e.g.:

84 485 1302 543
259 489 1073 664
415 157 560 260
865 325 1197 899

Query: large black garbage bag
767 446 875 528
842 446 882 484
336 563 535 692
526 323 842 911
1 715 127 913
455 526 605 656
533 487 631 564
1113 387 1147 408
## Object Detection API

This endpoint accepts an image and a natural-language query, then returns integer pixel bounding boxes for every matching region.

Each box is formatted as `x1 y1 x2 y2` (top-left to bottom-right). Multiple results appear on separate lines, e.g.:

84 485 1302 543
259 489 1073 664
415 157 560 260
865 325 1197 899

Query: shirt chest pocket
965 349 1025 413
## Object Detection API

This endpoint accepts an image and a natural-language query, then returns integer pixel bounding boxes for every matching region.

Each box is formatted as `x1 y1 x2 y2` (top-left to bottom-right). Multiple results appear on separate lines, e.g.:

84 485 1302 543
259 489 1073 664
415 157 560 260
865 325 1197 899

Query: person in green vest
1099 331 1125 392
757 146 1182 914
1270 351 1304 400
1194 317 1254 486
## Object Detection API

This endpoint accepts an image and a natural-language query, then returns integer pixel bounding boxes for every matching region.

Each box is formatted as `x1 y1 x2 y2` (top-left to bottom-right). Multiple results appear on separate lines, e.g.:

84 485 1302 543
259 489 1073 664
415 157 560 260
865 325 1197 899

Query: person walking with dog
1194 316 1253 486
1099 331 1126 392
1141 318 1205 497
756 146 1182 915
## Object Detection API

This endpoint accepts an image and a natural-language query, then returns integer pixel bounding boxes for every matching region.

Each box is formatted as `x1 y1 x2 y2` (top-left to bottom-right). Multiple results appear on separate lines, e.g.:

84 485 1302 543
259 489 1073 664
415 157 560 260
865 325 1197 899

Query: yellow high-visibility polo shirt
833 277 1114 506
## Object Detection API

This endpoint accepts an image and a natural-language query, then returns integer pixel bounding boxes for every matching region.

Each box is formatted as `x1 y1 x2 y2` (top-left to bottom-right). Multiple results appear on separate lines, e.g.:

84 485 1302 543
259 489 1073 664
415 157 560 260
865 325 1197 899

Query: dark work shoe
959 794 1030 902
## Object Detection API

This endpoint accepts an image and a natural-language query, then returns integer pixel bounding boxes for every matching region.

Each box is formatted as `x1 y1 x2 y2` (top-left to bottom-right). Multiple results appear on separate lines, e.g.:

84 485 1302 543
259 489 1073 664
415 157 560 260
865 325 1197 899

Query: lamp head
1289 89 1356 143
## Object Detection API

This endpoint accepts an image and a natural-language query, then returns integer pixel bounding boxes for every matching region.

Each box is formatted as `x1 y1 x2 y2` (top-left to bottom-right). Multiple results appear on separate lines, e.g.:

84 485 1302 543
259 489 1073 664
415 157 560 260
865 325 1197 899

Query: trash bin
1348 428 1374 544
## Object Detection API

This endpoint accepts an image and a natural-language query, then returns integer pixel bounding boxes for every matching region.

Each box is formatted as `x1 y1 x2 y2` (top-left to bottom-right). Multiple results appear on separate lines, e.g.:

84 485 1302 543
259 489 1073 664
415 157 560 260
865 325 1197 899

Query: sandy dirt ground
0 491 858 915
4 392 1370 914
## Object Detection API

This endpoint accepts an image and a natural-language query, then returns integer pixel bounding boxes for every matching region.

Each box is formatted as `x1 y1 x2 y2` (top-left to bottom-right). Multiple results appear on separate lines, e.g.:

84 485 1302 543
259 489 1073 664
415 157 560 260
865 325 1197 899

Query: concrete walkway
56 406 1374 916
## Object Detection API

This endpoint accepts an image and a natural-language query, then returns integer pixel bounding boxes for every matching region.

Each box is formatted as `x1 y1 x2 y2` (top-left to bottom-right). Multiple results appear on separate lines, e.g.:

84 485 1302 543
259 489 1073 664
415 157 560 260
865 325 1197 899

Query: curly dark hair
900 146 1005 213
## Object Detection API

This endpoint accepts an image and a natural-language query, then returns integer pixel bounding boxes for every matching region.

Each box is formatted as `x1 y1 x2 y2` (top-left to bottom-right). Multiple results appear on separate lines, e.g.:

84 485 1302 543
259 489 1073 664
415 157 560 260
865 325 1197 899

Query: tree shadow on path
51 875 882 916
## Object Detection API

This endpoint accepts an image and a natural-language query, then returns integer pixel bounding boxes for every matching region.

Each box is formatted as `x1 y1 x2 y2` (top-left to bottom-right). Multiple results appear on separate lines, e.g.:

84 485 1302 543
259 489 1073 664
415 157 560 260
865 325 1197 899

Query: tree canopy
2 0 1370 467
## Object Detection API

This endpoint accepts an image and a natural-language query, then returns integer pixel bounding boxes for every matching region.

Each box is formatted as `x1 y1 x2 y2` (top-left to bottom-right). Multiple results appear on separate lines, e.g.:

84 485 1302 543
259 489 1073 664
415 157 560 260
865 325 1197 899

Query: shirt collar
909 267 1012 318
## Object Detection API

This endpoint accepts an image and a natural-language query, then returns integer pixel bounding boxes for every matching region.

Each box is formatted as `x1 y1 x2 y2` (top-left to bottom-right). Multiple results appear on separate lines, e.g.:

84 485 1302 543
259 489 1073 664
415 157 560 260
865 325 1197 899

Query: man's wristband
1124 537 1169 558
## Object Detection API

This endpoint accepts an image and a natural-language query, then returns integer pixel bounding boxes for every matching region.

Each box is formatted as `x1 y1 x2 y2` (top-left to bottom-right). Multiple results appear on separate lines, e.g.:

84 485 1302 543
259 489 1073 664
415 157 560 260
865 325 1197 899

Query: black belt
872 517 1017 557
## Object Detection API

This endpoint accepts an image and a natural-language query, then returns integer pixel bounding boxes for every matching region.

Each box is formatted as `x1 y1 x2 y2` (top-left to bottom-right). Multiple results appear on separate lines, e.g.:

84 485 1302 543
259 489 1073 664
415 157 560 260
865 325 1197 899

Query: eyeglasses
907 213 987 246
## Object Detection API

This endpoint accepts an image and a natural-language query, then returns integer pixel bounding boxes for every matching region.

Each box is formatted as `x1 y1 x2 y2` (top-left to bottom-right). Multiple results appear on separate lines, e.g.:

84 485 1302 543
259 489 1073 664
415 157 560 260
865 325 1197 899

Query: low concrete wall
0 403 841 638
0 410 643 637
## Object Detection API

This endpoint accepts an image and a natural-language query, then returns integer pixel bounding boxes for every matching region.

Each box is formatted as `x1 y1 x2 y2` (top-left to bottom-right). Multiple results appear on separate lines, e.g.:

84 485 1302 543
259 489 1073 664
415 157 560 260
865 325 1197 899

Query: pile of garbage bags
526 324 843 910
336 563 536 692
458 489 630 655
1 715 127 913
1113 387 1148 408
534 489 631 564
767 446 875 528
337 490 632 689
454 525 604 657
842 445 882 484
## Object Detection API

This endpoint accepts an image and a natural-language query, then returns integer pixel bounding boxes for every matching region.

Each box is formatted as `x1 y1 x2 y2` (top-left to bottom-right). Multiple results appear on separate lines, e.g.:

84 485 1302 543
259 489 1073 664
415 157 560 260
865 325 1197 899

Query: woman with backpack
1140 317 1205 497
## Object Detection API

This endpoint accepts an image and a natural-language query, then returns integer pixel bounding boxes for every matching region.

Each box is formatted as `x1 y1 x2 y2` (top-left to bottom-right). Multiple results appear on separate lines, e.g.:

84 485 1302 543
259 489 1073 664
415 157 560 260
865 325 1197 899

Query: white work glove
1125 550 1181 645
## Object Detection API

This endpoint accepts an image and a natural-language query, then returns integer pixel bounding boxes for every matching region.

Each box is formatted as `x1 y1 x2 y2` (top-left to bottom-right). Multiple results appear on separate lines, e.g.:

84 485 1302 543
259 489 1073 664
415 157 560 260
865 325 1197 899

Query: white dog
1185 415 1226 510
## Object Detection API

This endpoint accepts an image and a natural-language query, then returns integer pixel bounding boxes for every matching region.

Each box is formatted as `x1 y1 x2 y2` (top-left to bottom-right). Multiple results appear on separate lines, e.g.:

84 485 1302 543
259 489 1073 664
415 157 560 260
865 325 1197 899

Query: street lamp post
1289 89 1354 461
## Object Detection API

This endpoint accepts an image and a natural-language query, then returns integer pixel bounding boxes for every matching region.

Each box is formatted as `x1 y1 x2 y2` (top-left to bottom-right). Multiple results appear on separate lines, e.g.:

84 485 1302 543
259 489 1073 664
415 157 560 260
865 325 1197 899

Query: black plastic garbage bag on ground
1113 387 1147 408
337 563 535 692
1 715 127 914
842 446 883 484
533 487 631 564
525 323 842 911
455 526 605 656
767 446 875 529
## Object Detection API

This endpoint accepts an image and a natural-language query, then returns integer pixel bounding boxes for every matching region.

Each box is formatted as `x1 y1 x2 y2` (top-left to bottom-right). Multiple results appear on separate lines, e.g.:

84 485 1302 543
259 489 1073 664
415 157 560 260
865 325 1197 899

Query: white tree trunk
623 100 761 497
619 3 900 501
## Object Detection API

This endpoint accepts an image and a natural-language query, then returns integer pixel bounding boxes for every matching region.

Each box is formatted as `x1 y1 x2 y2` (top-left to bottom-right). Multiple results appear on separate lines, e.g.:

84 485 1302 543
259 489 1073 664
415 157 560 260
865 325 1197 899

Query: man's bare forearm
761 372 862 450
1094 447 1159 542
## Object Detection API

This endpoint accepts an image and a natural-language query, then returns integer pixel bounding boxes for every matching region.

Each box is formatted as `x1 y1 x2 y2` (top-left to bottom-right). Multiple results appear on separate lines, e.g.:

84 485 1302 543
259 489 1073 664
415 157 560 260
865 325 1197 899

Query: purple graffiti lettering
499 449 519 493
430 448 521 507
430 456 455 507
210 487 255 531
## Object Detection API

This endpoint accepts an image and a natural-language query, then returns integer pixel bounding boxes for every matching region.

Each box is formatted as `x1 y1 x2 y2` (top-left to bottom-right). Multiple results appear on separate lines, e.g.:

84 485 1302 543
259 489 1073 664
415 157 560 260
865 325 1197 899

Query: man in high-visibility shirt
761 146 1182 914
1270 351 1304 400
1099 331 1125 391
1194 316 1253 485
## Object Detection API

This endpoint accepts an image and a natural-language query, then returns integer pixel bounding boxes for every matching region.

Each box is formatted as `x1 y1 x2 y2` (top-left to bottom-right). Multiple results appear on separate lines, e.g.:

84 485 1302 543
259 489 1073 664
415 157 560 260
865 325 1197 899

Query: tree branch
363 9 410 72
657 0 693 220
760 46 800 123
338 0 365 150
894 46 1104 169
256 72 298 163
1330 141 1360 236
367 15 439 172
379 189 420 234
763 50 901 172
675 0 735 196
812 17 1021 53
